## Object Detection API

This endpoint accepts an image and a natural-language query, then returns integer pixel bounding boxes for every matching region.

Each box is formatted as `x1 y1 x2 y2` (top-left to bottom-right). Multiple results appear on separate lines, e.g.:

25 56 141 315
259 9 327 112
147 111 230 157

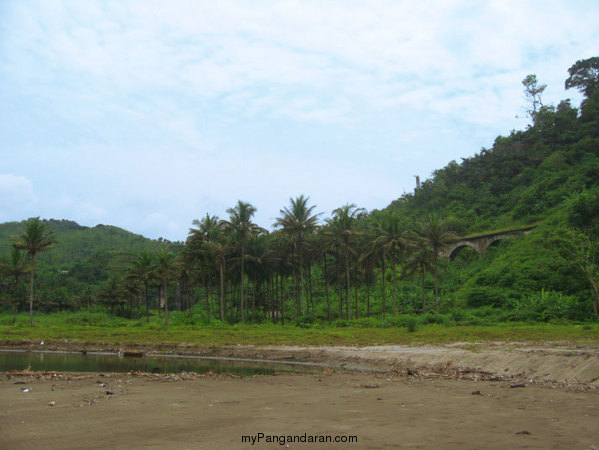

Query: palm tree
418 214 457 312
98 274 125 314
403 239 435 311
13 217 55 326
155 247 178 327
245 233 280 321
121 272 142 317
0 247 31 323
224 201 262 322
325 204 364 320
274 195 320 316
370 213 413 314
189 214 229 322
129 251 154 322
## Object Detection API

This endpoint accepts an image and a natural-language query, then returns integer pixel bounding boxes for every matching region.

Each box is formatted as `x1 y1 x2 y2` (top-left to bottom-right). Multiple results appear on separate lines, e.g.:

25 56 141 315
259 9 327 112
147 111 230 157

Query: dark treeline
1 57 598 326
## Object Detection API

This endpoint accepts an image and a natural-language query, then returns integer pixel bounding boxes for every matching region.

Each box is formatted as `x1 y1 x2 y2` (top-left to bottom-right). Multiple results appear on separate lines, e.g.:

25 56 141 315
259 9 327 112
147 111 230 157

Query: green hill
0 219 170 268
0 219 178 311
378 63 599 315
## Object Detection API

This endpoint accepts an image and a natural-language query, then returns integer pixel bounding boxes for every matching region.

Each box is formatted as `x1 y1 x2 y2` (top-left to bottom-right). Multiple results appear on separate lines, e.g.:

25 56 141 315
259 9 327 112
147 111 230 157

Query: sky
1 1 597 241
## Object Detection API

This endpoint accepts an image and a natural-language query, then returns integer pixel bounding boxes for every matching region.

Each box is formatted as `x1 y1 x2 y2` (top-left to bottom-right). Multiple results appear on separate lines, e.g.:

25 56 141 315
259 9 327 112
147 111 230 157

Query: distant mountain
0 218 172 268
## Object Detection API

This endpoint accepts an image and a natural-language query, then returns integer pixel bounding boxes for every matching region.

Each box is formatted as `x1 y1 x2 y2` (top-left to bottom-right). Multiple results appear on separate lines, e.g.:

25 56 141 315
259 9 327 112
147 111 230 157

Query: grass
0 312 598 347
459 222 539 240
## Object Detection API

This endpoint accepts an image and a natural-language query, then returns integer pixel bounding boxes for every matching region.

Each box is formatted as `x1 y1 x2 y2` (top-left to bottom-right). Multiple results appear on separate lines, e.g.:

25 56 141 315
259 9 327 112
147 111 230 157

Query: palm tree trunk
366 281 371 317
323 255 331 322
336 249 343 319
307 260 314 316
241 243 246 322
299 249 306 316
144 281 149 323
420 265 426 311
353 266 359 319
392 262 398 315
13 276 19 324
345 250 351 320
381 256 387 316
219 259 225 322
279 273 285 325
163 281 169 327
433 258 439 312
203 272 210 320
29 256 35 327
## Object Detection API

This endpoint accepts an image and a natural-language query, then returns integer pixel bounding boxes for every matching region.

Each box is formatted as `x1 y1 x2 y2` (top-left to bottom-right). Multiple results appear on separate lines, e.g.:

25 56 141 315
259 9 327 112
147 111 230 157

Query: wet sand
1 370 598 449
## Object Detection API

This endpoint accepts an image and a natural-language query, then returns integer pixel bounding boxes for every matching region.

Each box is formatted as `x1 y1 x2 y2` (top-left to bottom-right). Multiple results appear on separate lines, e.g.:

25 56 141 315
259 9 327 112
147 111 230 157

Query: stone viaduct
441 224 537 260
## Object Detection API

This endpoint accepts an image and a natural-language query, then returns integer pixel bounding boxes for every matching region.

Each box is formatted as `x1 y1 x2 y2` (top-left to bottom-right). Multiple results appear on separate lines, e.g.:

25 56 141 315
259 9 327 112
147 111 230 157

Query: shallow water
0 349 320 375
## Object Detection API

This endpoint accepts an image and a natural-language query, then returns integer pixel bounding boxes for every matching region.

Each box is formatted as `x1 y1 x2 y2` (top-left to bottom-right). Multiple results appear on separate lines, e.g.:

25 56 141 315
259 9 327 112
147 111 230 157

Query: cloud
4 0 597 126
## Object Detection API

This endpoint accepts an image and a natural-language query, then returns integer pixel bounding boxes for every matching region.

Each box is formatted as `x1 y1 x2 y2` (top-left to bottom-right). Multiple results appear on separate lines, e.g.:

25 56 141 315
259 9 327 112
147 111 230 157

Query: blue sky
1 0 597 241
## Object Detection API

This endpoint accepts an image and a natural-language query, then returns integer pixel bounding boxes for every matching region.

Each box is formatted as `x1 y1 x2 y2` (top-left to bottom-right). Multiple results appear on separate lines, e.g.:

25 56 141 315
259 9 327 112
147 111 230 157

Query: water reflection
0 350 319 376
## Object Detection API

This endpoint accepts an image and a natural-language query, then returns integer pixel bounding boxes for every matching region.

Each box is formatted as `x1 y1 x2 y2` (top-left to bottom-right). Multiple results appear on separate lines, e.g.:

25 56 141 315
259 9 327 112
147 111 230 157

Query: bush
505 290 584 322
63 311 126 327
389 314 421 331
351 317 388 328
465 287 504 307
422 313 449 325
403 316 419 333
292 316 316 328
332 319 350 328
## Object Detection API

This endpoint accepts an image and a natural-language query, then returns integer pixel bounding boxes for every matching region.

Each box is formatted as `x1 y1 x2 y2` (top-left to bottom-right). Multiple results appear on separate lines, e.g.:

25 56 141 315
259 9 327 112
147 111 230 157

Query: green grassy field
0 312 597 347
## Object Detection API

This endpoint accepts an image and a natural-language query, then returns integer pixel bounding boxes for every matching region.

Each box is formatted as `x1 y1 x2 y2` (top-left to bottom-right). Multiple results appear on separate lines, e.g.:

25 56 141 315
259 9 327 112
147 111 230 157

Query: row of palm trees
1 201 457 326
106 197 457 326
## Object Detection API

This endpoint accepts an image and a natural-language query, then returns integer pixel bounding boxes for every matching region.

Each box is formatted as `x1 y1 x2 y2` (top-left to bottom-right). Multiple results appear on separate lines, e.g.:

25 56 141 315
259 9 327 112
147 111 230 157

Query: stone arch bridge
441 224 537 260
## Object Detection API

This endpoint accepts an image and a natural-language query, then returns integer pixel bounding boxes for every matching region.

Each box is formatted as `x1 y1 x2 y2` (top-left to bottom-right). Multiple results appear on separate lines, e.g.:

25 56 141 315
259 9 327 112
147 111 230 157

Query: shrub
351 317 388 328
332 319 350 328
292 316 316 328
403 316 419 333
465 287 504 307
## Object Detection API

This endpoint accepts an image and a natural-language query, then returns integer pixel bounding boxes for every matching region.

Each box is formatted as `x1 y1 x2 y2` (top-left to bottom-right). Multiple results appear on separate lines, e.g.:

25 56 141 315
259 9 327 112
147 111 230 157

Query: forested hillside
1 58 597 324
0 219 173 311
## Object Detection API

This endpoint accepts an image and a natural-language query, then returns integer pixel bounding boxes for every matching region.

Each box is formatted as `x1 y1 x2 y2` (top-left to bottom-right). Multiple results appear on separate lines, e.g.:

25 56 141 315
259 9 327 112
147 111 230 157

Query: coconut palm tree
403 239 435 311
370 213 413 314
121 272 142 317
325 204 364 320
98 274 125 314
13 217 55 326
129 251 154 322
224 201 262 322
245 233 280 321
155 247 178 327
0 247 31 323
189 214 230 322
274 195 320 316
418 214 457 312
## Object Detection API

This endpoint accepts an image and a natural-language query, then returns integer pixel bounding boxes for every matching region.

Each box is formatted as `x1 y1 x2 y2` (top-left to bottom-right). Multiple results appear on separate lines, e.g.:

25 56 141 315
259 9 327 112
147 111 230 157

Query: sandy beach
1 342 599 449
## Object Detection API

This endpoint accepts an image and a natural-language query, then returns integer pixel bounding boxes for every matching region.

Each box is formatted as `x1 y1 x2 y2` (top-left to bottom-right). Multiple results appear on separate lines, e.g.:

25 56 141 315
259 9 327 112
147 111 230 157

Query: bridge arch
448 242 481 261
484 237 507 251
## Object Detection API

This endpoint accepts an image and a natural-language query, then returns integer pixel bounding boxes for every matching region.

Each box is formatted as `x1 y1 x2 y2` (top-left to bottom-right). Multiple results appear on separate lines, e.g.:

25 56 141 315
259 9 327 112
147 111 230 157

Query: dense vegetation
1 57 598 329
